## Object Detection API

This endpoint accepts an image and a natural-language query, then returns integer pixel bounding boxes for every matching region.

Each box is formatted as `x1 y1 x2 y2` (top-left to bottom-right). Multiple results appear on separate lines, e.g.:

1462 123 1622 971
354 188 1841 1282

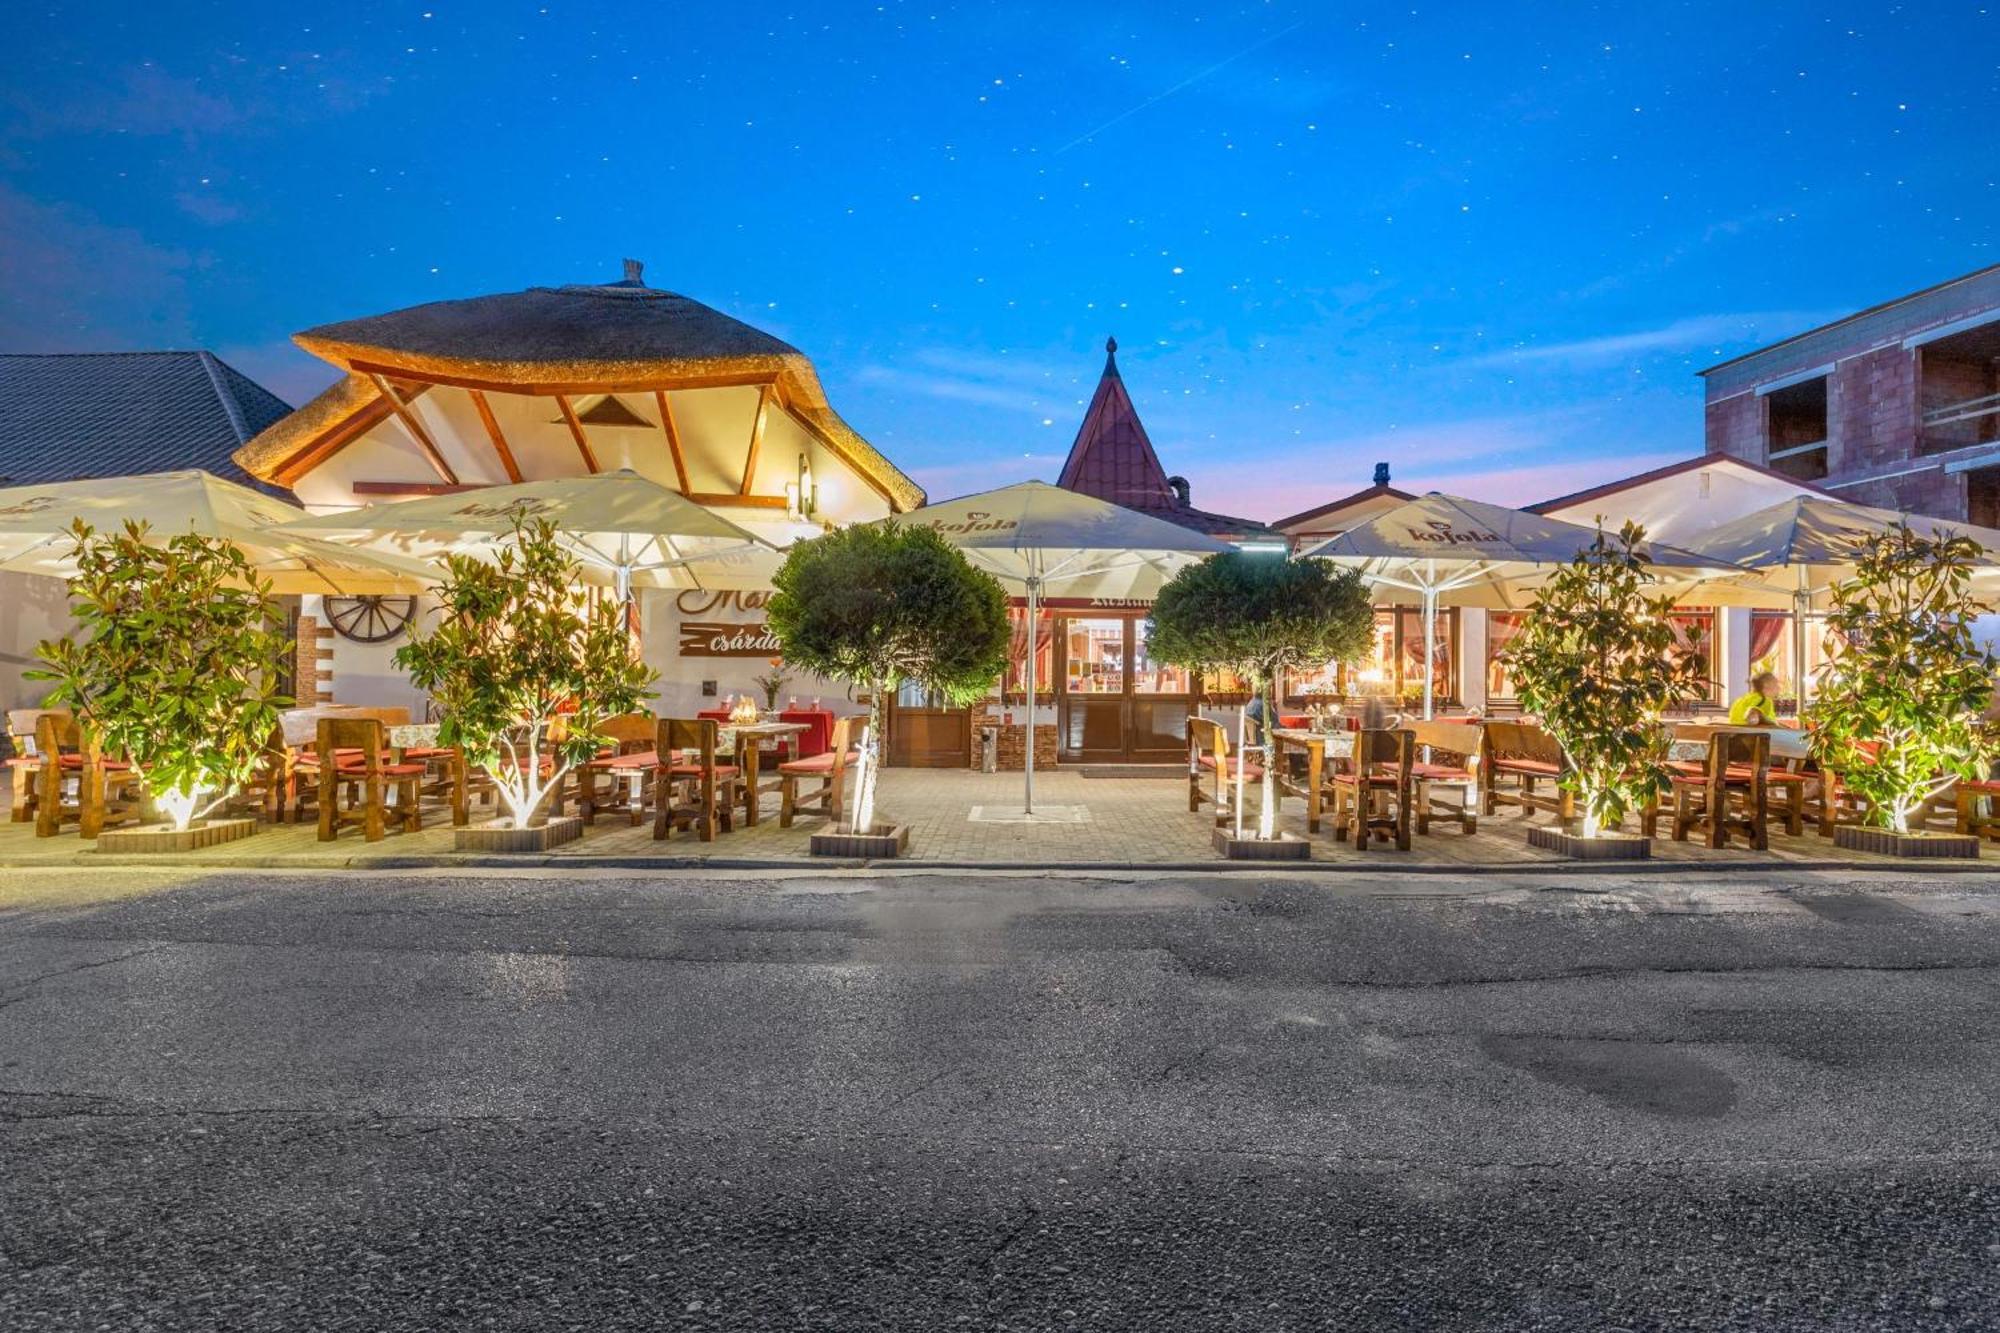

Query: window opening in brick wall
1764 376 1829 481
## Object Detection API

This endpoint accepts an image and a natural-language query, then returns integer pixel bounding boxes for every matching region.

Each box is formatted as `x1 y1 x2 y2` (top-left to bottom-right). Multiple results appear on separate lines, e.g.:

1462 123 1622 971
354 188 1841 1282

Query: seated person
1727 672 1781 726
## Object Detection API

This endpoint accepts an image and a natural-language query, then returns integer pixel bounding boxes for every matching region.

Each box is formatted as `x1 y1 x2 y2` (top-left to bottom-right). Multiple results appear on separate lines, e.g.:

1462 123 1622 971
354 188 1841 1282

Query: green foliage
766 523 1011 704
1805 523 1996 833
1505 522 1709 837
32 520 290 830
395 518 656 827
1146 552 1376 688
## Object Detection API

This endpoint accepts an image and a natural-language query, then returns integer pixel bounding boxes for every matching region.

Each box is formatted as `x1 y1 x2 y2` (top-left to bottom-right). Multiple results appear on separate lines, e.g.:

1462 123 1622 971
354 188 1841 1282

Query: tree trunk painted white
852 683 886 833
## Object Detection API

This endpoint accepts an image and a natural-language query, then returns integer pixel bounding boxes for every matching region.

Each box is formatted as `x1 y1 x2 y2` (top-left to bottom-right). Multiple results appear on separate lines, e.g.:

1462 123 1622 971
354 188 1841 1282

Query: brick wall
1839 468 1967 521
1705 394 1764 463
1919 349 2000 452
1830 345 1919 472
970 707 1057 771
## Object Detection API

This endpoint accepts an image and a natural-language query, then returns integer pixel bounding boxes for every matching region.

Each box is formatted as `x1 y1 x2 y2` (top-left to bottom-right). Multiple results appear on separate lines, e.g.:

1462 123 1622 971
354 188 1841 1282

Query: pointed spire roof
1052 338 1281 543
1056 337 1177 512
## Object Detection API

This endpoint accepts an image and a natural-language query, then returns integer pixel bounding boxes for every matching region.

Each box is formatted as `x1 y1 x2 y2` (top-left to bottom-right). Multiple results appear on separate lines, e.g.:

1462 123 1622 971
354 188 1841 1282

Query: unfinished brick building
1701 264 2000 523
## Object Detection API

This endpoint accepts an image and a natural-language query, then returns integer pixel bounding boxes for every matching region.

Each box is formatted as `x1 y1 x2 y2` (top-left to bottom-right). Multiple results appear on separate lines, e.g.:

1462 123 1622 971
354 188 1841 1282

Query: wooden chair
6 708 64 825
1479 721 1573 824
1329 728 1414 850
315 716 425 842
577 713 660 826
1407 717 1480 835
284 706 411 825
1668 730 1772 850
1955 777 2000 841
33 713 142 838
778 716 854 827
1187 716 1258 827
653 718 740 842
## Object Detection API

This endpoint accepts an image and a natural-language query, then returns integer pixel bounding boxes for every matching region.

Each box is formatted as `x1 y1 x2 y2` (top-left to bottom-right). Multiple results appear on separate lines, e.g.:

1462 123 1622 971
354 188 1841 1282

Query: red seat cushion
1412 763 1473 782
664 763 741 779
588 749 659 769
1493 758 1560 777
334 761 429 777
4 755 40 767
397 746 453 760
778 751 841 775
1196 754 1263 780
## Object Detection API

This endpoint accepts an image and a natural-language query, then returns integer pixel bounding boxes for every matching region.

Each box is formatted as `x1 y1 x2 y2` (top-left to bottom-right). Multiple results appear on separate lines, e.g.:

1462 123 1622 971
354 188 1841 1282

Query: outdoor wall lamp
786 454 818 521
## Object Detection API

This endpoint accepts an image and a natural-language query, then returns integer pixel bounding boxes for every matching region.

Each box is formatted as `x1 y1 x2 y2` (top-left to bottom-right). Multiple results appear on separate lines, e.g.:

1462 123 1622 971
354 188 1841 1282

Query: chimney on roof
622 258 645 284
1373 461 1391 487
1166 474 1190 508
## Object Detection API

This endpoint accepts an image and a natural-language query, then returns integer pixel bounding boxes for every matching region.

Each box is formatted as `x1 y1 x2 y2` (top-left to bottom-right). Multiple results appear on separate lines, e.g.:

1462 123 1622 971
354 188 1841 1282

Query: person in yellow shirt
1728 672 1780 726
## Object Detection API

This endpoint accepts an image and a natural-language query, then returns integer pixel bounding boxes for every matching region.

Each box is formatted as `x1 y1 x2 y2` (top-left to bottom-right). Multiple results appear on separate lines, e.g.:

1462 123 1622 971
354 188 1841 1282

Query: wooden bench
1330 728 1414 850
1479 721 1572 824
779 716 855 827
1667 729 1773 851
1406 717 1480 835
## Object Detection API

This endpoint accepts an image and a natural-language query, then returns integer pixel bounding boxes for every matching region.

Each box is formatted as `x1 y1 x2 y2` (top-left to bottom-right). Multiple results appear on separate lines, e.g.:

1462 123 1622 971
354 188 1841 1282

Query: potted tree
1807 523 1994 858
395 518 656 852
1148 552 1375 859
766 523 1010 856
33 520 288 851
1504 522 1709 860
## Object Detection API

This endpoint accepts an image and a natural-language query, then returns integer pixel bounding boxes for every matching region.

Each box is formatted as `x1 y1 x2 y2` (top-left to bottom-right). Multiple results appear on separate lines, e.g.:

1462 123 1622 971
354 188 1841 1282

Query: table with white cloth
1666 724 1811 765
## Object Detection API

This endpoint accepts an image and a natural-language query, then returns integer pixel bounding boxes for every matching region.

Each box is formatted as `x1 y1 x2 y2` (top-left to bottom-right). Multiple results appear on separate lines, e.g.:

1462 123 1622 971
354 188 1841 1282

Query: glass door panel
1064 618 1126 694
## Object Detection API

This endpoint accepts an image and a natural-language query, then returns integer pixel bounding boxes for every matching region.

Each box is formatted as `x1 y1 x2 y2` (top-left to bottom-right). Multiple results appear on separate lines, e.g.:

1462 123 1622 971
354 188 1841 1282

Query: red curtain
1006 606 1054 697
1747 612 1788 666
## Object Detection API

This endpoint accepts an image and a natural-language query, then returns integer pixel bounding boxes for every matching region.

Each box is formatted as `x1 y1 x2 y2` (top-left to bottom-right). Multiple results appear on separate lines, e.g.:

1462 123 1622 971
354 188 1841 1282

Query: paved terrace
0 769 1978 870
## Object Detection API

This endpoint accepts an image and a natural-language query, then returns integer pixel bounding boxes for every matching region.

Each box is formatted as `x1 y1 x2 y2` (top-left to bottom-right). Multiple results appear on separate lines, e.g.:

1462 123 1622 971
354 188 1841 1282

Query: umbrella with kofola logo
1671 495 2000 706
885 481 1235 816
1302 493 1734 718
279 469 772 598
0 469 435 594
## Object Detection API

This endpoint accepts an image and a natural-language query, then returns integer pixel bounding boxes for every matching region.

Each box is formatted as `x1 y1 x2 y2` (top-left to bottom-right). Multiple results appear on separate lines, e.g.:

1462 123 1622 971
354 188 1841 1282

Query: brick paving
0 767 1963 869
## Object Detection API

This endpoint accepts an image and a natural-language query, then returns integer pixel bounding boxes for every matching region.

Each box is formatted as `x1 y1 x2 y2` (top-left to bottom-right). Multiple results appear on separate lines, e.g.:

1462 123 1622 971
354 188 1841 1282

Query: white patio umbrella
893 481 1235 815
1673 495 2000 706
1302 493 1733 718
279 469 771 599
0 469 433 594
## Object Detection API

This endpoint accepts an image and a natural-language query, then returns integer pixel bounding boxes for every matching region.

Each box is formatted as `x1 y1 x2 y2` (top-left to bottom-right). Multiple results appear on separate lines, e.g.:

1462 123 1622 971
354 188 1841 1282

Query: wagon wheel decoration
323 595 418 644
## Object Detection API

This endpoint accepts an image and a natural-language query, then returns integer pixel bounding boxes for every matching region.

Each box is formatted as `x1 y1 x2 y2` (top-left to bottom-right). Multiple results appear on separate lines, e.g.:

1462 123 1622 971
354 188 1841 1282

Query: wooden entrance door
886 683 970 767
1056 614 1192 763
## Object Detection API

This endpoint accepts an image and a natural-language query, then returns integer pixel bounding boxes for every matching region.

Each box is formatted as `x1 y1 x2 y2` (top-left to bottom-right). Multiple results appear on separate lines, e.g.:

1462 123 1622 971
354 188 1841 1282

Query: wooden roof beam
654 390 692 493
468 389 524 483
342 358 780 398
554 395 600 473
741 383 771 495
369 374 459 485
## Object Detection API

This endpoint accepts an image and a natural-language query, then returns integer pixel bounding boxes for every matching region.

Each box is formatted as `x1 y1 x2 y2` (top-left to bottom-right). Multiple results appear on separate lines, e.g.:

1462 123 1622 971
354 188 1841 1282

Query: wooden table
1668 724 1810 764
714 721 809 826
1269 727 1355 833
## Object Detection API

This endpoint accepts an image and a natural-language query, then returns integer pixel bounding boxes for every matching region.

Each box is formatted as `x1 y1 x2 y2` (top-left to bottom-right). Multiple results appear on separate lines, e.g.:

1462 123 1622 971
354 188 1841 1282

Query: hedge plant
1504 521 1709 838
33 520 290 832
1805 523 1995 834
1148 552 1375 838
395 518 656 829
766 523 1009 832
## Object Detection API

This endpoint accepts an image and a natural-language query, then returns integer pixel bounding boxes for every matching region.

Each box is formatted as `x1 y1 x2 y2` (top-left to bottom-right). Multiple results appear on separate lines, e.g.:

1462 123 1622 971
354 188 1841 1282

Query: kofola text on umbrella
1404 519 1503 545
918 510 1018 536
0 495 58 518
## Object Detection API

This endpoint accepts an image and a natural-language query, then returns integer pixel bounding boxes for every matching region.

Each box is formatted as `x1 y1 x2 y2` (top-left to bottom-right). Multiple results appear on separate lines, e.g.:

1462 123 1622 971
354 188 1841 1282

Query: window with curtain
1003 604 1054 700
1748 610 1834 708
1668 610 1718 702
1485 612 1526 700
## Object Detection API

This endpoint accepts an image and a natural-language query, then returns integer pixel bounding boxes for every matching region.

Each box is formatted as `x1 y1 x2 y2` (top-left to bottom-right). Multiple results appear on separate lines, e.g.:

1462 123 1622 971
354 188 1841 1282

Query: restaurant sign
674 589 780 657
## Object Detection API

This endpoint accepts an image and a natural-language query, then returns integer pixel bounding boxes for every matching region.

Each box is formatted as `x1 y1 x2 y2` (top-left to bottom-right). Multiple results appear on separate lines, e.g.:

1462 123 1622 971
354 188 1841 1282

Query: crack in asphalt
0 945 162 1008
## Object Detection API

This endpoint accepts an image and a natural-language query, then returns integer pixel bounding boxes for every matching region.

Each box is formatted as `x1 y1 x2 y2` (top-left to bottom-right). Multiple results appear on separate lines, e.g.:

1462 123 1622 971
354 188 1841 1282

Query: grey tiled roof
0 352 292 487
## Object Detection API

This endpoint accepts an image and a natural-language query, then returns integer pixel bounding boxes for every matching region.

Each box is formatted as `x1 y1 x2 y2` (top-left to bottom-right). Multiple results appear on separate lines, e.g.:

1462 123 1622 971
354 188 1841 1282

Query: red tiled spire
1055 337 1177 512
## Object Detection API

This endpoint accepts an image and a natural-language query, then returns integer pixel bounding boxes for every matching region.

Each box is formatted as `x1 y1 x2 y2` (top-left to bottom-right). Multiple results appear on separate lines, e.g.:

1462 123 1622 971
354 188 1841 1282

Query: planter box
1834 825 1979 859
1213 830 1311 861
1528 827 1650 861
96 817 255 854
455 816 584 853
810 823 909 858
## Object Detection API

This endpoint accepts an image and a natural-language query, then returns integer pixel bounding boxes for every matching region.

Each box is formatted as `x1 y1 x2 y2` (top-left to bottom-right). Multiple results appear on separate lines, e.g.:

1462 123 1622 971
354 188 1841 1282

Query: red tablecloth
778 709 835 759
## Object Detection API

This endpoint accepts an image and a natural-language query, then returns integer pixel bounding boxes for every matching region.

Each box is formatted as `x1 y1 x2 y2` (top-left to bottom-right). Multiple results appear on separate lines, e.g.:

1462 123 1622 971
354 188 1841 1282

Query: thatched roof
234 266 923 510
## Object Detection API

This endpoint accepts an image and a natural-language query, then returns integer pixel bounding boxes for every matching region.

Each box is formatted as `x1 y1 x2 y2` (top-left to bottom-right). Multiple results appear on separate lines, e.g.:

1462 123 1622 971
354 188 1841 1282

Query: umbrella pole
1793 568 1811 716
1023 572 1039 816
1422 585 1437 720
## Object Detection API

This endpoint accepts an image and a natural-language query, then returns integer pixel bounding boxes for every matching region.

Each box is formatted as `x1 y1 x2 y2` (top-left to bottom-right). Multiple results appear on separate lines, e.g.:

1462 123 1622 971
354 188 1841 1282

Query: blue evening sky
2 2 1994 517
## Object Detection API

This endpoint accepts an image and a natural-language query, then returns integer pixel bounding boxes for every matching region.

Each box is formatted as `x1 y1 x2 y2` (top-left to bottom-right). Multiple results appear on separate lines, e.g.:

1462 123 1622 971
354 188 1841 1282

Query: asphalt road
1 866 1997 1331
